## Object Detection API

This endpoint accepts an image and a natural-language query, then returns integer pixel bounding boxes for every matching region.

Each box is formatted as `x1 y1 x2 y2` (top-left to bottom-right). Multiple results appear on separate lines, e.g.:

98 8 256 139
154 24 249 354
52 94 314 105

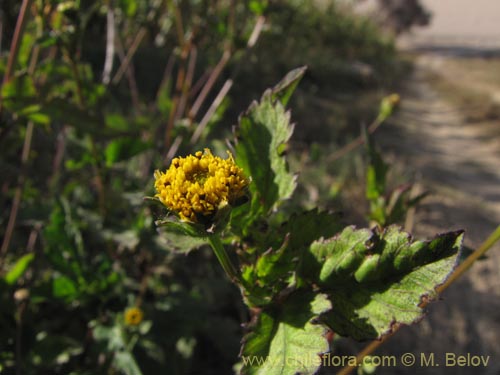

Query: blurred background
0 0 499 374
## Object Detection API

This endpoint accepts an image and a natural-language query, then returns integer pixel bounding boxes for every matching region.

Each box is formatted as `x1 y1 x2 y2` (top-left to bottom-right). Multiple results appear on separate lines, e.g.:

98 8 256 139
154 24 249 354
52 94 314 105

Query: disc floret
154 149 248 223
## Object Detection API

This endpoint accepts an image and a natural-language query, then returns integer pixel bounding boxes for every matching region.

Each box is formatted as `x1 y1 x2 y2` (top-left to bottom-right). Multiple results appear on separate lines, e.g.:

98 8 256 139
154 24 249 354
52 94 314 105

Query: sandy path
373 56 500 374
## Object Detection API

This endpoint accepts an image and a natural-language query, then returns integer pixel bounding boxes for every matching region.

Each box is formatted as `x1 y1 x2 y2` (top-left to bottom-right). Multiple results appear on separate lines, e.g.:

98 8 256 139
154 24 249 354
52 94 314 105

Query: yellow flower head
154 149 249 223
124 307 143 326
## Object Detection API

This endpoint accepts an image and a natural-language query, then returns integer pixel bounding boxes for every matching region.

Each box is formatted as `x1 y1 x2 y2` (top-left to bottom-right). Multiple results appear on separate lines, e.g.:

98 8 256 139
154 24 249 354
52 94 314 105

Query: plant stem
0 121 35 265
437 225 500 293
207 234 240 284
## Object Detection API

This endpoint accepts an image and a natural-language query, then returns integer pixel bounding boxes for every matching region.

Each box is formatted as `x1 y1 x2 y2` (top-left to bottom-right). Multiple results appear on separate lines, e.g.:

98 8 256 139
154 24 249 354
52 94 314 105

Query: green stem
437 225 500 293
207 234 240 284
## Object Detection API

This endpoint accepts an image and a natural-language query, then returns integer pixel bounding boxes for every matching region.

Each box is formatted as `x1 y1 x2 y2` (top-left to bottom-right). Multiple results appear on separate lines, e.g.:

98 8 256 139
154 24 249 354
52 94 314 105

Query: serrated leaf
241 210 343 307
283 209 344 253
306 226 463 340
155 218 207 238
156 227 208 253
241 291 331 375
235 95 296 218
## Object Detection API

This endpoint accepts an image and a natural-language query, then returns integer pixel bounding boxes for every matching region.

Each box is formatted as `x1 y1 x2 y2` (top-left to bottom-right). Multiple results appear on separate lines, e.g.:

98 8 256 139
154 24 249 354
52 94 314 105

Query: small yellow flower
154 149 248 223
124 307 144 326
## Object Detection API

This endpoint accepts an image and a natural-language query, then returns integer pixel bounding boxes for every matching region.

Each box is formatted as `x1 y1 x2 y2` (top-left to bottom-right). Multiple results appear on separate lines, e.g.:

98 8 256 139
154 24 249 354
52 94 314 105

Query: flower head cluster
154 149 248 223
124 307 144 326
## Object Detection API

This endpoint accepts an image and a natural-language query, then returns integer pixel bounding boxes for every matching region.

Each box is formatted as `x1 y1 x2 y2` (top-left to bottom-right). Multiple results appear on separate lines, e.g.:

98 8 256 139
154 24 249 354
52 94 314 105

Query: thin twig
404 181 421 232
188 69 210 99
48 126 68 189
111 27 146 84
66 52 86 107
15 300 27 375
175 46 197 121
0 0 34 112
115 34 140 110
164 41 191 148
169 0 185 47
188 49 231 119
0 2 39 262
102 4 115 85
190 79 233 144
155 53 176 103
165 135 183 163
247 15 266 49
0 11 3 52
437 225 500 293
162 0 192 148
189 16 265 143
329 117 384 163
0 121 35 265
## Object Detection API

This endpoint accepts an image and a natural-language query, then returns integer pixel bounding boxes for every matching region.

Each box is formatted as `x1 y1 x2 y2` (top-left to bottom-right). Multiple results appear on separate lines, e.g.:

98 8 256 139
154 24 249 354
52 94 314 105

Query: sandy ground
372 54 500 374
355 4 500 372
417 0 500 41
360 0 500 48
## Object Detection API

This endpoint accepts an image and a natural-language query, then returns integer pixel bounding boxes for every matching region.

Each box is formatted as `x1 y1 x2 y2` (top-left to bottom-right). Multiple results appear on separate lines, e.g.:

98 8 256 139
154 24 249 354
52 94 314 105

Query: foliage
0 0 266 373
233 0 401 144
0 1 472 375
153 69 464 375
364 125 428 228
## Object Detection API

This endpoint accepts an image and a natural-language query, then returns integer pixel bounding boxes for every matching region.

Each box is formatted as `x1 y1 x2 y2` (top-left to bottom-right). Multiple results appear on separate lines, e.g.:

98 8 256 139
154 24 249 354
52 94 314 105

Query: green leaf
52 275 78 300
306 226 463 340
376 94 400 123
282 209 344 254
42 98 99 132
155 218 207 238
27 112 51 125
249 0 268 16
119 0 138 17
5 253 35 285
1 74 37 113
270 66 306 106
306 226 373 284
105 137 150 166
92 321 143 375
235 93 296 219
92 323 125 351
114 351 143 375
240 210 343 307
156 227 208 253
105 113 130 131
30 334 83 366
364 128 388 202
241 291 331 375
